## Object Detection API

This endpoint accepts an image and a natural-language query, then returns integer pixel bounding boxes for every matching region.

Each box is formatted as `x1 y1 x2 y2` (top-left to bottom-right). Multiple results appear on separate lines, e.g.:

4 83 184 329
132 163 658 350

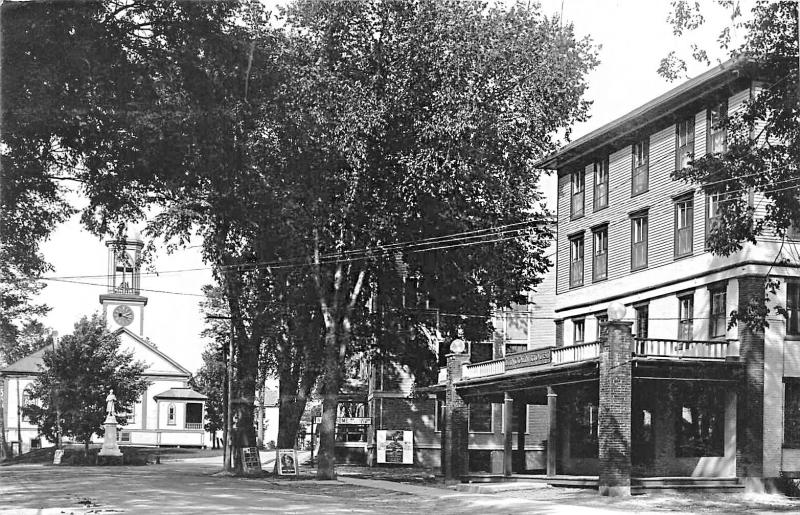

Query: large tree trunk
276 372 308 449
316 324 342 480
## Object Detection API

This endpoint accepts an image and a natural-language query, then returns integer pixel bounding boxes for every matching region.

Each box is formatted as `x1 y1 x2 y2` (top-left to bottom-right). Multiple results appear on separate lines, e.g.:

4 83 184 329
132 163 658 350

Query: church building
1 235 207 453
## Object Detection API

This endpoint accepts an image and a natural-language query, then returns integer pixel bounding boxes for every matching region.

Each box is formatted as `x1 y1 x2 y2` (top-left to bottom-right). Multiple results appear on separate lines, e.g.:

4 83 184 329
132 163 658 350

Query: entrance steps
631 477 743 493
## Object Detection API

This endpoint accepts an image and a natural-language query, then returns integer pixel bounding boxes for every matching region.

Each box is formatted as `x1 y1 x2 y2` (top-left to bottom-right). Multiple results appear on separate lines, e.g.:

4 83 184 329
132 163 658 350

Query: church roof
0 346 49 375
153 387 207 400
113 327 192 378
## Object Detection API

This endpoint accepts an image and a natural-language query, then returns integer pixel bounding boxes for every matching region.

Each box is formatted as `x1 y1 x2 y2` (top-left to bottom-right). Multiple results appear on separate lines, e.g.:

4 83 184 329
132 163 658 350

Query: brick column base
443 353 469 480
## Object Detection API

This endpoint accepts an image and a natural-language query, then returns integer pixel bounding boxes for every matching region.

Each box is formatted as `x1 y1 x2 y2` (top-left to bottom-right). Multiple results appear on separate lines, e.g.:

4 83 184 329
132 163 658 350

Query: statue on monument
106 389 117 417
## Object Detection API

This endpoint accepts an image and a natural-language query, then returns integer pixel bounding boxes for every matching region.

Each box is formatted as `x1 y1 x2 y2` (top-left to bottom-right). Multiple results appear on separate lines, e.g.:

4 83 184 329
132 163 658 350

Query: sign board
505 348 551 371
313 417 371 425
53 449 64 465
242 446 262 474
276 448 299 476
376 430 413 464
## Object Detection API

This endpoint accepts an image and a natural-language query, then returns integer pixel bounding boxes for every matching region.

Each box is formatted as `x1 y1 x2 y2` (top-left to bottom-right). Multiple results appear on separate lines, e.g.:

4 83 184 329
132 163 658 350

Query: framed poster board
276 448 298 476
242 446 262 474
376 430 413 464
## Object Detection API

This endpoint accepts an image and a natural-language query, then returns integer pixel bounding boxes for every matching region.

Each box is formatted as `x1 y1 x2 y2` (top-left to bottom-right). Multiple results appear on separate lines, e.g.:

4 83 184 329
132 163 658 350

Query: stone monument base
98 413 123 457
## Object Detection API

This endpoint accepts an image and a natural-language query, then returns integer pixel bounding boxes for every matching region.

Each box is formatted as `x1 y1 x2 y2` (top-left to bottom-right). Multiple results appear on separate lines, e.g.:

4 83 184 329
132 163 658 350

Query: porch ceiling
455 361 598 400
632 358 743 381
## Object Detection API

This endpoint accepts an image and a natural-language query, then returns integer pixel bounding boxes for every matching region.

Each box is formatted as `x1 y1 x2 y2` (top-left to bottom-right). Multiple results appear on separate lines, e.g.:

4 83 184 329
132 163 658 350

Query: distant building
1 236 207 453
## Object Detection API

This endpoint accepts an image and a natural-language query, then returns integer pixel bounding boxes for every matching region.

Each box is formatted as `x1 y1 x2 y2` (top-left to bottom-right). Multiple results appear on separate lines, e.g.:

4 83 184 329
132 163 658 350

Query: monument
98 389 123 457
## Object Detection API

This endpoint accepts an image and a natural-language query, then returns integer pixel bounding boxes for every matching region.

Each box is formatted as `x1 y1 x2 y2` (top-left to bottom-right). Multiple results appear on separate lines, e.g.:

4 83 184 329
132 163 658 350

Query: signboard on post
314 417 371 425
242 446 262 474
376 430 413 464
276 448 299 476
53 449 64 465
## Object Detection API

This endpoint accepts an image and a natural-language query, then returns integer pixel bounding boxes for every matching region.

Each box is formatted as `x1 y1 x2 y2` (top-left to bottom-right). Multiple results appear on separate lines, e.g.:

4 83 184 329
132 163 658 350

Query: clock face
112 305 134 327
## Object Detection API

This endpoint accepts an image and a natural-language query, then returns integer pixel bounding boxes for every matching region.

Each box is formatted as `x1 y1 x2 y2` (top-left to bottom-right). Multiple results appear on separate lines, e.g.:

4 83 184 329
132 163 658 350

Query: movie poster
376 430 413 464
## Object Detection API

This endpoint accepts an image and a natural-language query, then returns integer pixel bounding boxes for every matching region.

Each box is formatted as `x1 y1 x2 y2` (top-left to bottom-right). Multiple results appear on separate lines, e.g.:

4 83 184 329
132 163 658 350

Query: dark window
186 402 203 429
676 117 695 170
119 432 131 443
707 101 727 154
30 438 41 449
635 304 649 338
507 404 527 433
596 314 608 339
674 196 694 258
631 214 648 270
678 294 694 341
632 138 649 196
710 287 727 339
785 381 800 448
167 403 176 425
469 402 493 433
676 384 725 457
569 235 584 288
592 227 608 282
573 319 585 344
594 158 609 211
571 171 585 218
788 281 800 336
706 193 723 248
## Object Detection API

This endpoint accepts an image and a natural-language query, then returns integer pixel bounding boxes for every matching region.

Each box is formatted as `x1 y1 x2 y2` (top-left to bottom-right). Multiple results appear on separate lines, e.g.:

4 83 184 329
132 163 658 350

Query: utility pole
207 314 235 472
52 332 61 450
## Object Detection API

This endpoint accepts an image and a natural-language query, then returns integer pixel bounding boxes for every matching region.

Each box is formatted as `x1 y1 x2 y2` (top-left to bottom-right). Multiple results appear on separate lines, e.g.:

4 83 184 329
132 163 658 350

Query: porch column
443 352 470 481
516 399 527 473
547 386 557 477
598 319 634 497
503 392 513 476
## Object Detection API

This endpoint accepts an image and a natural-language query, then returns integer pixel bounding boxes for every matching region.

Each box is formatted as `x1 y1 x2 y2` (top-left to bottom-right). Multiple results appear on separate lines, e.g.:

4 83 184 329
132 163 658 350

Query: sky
33 0 746 374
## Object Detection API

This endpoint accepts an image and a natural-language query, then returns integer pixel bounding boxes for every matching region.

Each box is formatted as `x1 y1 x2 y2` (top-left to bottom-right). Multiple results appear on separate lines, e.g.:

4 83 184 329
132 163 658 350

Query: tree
191 345 225 449
22 314 150 456
662 1 799 327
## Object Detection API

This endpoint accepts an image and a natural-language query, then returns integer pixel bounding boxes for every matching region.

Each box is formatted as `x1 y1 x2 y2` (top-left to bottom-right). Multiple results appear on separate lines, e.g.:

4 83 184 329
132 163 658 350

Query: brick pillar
504 392 513 476
443 353 470 481
547 386 557 477
598 320 633 497
737 276 765 483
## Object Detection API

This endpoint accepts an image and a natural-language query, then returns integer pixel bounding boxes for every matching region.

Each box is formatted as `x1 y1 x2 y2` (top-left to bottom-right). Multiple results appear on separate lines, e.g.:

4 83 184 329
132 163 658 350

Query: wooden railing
462 358 505 379
634 338 737 359
552 341 600 365
185 422 203 430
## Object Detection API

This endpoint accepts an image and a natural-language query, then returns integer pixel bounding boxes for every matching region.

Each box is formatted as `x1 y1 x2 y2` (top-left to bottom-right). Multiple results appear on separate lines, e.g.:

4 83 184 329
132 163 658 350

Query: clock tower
99 234 147 336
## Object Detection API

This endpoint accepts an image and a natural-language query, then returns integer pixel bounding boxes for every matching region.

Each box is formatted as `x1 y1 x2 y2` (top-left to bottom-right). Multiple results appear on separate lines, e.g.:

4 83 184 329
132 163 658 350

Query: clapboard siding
555 86 752 298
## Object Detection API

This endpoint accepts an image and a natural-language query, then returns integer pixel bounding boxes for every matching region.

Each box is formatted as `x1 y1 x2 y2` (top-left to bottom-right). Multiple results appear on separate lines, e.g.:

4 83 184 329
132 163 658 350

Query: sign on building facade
376 430 413 464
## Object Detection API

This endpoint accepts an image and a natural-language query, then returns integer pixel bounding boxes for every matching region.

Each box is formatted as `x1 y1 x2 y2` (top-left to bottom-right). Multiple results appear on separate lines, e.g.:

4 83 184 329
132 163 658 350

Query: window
706 193 723 248
119 431 131 443
596 314 608 339
710 286 727 339
785 380 800 448
185 402 203 429
788 281 800 336
674 196 694 258
30 438 41 449
502 404 529 433
504 311 529 355
678 294 694 341
676 383 725 457
167 403 176 426
469 402 493 433
592 226 608 282
707 101 727 154
594 158 609 211
631 213 648 270
569 235 584 288
573 319 585 344
635 304 649 338
571 171 585 218
676 117 695 170
631 138 649 195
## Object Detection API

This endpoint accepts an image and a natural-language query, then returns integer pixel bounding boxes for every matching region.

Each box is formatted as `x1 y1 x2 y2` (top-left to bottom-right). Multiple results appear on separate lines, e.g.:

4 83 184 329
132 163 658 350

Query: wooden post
503 392 513 476
547 386 557 477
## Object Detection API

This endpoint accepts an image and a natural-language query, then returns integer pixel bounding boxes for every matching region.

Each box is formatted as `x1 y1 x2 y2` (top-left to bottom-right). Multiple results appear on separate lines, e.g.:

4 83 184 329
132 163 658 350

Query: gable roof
153 387 207 400
0 346 49 375
113 328 192 378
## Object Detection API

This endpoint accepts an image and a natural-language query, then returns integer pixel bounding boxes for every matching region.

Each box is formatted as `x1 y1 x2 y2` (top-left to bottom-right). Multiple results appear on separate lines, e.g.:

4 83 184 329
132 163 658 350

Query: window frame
635 303 649 339
569 234 584 288
167 402 176 426
678 293 695 341
784 379 800 448
573 318 585 344
571 170 585 219
709 285 728 339
468 402 494 433
631 138 649 196
592 225 608 282
705 193 723 249
594 158 609 211
674 195 694 259
788 280 800 337
676 116 695 170
630 213 648 271
707 100 728 155
596 313 608 339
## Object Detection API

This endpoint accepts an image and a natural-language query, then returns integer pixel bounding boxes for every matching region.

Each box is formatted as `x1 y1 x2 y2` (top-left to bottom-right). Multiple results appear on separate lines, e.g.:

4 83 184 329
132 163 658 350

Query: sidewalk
337 476 456 497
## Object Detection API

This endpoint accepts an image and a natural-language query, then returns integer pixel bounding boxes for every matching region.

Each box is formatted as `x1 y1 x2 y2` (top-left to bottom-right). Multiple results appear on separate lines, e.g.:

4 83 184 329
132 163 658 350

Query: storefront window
784 381 800 448
675 384 724 457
